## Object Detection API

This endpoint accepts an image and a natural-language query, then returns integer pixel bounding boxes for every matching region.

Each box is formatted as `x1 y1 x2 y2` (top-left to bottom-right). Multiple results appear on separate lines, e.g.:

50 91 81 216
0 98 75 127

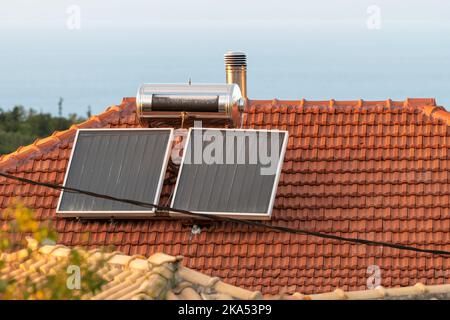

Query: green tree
0 106 85 155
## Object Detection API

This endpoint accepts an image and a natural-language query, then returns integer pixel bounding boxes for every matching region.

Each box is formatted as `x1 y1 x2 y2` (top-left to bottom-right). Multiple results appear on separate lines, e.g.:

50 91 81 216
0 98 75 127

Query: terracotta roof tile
1 97 450 294
1 242 265 300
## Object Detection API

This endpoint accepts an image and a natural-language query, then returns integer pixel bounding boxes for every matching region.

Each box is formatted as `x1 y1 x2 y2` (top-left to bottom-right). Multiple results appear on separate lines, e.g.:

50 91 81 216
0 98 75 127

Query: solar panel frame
56 128 174 218
170 127 288 219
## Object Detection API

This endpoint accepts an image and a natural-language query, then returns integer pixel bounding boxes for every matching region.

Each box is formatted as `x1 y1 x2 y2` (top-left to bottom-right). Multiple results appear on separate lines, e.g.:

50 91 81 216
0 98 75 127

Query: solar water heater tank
136 83 244 126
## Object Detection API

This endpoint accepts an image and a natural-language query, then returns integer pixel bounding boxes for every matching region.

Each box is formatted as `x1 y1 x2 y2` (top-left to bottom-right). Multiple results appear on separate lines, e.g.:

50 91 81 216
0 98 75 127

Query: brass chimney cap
224 51 247 67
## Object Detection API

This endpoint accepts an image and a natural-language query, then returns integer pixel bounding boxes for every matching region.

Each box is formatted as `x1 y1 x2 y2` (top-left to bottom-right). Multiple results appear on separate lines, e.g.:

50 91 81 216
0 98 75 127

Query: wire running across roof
171 128 288 218
57 128 173 217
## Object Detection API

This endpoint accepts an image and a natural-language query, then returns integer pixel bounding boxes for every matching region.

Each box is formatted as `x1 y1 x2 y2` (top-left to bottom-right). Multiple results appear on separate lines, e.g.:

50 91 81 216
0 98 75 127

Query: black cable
1 170 449 257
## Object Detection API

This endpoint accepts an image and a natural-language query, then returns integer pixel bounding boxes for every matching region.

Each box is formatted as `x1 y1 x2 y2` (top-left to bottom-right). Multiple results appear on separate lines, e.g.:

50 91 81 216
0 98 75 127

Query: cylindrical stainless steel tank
136 83 244 121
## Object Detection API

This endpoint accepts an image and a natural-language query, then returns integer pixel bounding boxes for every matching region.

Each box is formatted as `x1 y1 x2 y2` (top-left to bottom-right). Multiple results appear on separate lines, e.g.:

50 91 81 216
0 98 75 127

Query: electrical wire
0 170 449 257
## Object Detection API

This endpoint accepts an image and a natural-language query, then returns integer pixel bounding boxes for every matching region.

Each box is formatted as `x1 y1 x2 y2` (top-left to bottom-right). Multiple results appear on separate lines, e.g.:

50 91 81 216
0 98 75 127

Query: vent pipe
225 51 247 99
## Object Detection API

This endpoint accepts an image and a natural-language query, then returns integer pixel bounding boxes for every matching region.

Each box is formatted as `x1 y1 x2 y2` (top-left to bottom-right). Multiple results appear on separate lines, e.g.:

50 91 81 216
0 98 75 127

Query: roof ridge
246 97 450 125
248 98 439 111
37 244 181 271
7 243 262 300
0 102 131 172
418 104 450 125
287 282 450 300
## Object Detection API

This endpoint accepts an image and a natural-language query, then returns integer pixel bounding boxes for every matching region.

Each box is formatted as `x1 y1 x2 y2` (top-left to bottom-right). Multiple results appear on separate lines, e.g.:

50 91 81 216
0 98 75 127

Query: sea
0 20 449 116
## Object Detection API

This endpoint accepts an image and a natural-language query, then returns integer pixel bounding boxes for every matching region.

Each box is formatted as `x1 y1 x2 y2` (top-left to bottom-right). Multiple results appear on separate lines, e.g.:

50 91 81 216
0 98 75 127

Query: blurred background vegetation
0 98 88 155
0 203 107 299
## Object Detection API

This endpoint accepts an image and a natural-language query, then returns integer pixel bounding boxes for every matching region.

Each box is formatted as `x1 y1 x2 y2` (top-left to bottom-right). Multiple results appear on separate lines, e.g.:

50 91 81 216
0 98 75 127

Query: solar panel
171 128 288 219
57 128 173 217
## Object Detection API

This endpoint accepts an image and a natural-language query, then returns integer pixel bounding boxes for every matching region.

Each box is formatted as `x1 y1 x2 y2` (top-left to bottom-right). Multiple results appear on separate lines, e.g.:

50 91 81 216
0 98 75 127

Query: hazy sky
1 0 449 28
1 1 449 114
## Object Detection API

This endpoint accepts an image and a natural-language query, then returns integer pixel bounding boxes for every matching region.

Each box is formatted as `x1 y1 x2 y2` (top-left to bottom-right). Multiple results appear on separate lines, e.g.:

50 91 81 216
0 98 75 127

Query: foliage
0 203 56 252
0 106 86 155
0 203 107 299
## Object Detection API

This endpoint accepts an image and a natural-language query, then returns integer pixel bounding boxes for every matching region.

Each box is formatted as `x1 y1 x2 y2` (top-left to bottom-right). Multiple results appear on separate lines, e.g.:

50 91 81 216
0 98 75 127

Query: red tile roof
1 97 450 295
